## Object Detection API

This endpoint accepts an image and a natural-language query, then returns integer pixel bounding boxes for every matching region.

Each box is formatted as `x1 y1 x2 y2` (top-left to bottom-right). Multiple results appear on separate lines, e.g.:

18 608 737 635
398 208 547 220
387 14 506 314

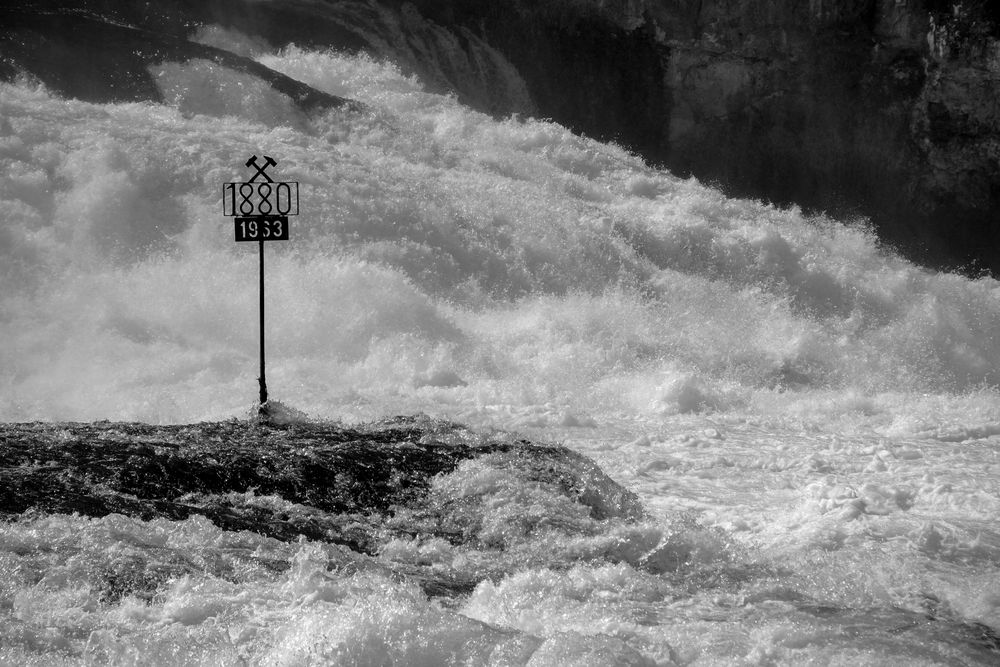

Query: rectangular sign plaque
223 181 299 217
235 216 289 242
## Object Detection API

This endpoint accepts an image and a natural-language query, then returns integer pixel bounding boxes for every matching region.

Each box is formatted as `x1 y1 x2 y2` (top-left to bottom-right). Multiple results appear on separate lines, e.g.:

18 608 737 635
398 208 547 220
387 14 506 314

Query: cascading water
1 11 1000 666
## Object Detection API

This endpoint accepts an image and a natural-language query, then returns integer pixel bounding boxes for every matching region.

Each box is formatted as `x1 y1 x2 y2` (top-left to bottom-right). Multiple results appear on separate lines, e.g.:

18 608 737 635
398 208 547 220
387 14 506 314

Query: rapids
1 26 1000 666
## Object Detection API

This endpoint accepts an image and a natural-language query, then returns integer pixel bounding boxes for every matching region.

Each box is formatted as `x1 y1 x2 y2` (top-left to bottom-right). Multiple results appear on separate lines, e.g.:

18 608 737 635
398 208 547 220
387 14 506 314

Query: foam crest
463 563 673 634
259 48 425 105
378 453 724 581
151 60 309 130
0 514 511 665
2 508 707 666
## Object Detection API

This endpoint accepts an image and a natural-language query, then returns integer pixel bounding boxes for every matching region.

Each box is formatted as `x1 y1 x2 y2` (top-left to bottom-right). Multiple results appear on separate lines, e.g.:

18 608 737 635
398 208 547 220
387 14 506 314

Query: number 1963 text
235 216 289 241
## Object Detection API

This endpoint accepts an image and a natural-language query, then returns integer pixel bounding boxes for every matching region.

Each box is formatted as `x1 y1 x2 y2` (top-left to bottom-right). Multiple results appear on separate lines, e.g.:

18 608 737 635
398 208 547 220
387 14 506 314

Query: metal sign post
223 155 299 407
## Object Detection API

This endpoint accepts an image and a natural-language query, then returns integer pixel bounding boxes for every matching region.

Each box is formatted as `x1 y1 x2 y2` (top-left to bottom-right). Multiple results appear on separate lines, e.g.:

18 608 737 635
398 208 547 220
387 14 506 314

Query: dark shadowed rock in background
2 0 998 273
0 5 359 112
400 0 1000 274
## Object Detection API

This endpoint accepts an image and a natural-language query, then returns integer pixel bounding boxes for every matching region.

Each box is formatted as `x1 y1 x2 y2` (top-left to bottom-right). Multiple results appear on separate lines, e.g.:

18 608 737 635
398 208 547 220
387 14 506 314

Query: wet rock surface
0 416 643 557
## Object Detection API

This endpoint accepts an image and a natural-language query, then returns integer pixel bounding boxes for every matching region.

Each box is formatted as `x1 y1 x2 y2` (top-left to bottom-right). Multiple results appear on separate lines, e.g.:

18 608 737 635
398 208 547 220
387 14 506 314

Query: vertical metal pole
258 237 268 405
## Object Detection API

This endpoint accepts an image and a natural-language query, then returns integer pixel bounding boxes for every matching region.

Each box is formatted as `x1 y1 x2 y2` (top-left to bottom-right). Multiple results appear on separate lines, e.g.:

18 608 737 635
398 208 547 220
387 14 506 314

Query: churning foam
1 45 999 434
3 36 1000 666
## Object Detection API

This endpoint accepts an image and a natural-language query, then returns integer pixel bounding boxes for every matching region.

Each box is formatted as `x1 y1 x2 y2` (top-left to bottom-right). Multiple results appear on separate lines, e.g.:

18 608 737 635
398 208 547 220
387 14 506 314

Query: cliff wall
405 0 1000 273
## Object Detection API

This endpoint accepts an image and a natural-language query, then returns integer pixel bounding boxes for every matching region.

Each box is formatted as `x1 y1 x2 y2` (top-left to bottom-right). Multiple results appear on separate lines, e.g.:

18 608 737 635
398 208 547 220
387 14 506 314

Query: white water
2 37 1000 665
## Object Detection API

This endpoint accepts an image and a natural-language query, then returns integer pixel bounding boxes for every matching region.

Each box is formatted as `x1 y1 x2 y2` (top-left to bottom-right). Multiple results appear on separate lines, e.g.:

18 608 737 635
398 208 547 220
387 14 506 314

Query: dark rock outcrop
0 416 643 554
0 416 653 600
0 5 359 112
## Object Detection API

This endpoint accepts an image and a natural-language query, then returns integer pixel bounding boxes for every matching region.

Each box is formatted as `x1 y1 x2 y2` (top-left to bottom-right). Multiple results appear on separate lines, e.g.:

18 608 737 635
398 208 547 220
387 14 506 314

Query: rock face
654 0 1000 273
0 416 649 597
0 416 643 543
402 0 1000 272
3 1 998 272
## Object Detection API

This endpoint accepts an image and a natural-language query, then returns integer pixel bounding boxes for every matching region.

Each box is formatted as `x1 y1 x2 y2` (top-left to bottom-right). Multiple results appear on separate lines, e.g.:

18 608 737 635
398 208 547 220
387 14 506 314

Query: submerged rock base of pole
248 399 310 426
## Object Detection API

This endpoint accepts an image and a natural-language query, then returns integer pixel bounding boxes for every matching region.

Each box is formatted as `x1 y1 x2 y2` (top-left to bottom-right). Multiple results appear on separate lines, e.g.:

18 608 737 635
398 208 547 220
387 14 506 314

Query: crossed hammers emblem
246 155 277 183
